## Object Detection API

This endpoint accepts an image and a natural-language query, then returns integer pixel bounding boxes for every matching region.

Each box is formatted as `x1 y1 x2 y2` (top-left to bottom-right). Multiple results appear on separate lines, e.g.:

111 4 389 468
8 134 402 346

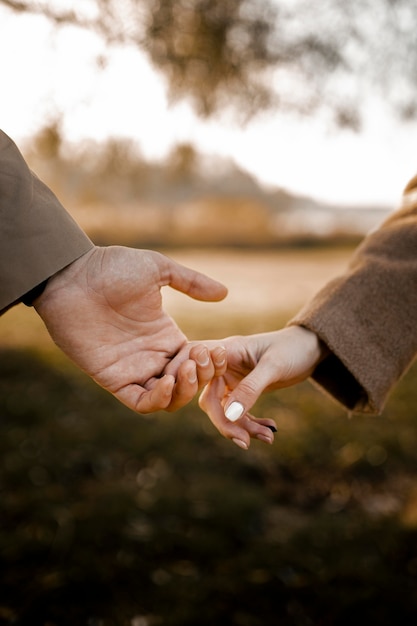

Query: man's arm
0 130 93 313
0 130 228 414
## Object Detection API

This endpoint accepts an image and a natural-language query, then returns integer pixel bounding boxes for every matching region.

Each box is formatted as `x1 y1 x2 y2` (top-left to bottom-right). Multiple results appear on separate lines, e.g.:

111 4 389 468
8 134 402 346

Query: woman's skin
170 326 326 449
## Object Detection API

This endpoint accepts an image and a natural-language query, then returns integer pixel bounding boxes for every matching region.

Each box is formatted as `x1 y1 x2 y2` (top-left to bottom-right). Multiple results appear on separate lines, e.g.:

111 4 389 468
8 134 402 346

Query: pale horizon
1 6 416 209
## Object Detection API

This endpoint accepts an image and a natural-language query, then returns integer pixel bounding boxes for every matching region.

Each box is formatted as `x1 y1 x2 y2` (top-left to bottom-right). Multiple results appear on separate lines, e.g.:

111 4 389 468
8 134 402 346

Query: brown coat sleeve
0 130 93 313
290 180 417 414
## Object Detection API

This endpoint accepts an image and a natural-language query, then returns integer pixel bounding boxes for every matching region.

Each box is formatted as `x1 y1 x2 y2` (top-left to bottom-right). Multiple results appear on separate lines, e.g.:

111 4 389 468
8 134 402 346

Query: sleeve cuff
21 279 49 306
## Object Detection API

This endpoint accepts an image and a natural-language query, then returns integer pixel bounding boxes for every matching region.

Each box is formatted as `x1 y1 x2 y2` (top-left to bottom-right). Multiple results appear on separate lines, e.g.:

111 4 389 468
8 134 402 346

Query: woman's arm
196 176 417 447
291 178 417 413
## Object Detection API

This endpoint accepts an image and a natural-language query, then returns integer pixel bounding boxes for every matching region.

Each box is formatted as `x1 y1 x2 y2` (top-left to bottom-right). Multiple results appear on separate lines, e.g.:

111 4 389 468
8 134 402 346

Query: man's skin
34 245 228 414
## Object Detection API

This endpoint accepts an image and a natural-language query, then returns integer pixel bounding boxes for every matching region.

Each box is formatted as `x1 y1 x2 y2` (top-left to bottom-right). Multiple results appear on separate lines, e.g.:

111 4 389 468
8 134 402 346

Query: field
0 247 352 348
2 247 417 626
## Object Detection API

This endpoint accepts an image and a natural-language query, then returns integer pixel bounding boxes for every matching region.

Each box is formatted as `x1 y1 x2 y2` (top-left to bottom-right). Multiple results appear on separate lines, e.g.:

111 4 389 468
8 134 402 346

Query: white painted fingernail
225 401 244 422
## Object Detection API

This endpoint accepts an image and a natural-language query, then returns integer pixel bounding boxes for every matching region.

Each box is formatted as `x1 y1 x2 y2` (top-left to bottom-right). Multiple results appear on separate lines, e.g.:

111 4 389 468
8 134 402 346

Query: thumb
224 361 275 422
163 255 228 302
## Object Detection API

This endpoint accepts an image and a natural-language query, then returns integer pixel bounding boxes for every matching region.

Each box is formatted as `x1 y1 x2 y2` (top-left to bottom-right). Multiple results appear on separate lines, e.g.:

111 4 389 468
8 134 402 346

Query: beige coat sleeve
290 178 417 414
0 130 93 313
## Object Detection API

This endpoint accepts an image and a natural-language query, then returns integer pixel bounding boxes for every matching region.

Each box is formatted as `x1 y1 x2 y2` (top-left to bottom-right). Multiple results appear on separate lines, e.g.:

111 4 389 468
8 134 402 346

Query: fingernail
196 349 210 367
266 425 277 433
188 370 198 384
213 347 226 366
256 434 273 445
232 438 249 450
225 401 244 422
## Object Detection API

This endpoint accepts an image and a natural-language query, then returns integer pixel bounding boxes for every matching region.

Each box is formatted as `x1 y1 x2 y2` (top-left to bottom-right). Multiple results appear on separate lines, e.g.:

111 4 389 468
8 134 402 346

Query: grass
1 248 417 625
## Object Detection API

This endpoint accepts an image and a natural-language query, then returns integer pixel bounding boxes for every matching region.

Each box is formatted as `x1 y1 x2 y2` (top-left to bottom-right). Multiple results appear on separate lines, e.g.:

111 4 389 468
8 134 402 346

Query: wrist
33 247 97 313
295 325 329 366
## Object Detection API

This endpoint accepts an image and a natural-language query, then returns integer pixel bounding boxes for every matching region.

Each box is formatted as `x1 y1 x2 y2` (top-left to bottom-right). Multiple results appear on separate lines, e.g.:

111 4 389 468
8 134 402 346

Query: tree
2 0 417 127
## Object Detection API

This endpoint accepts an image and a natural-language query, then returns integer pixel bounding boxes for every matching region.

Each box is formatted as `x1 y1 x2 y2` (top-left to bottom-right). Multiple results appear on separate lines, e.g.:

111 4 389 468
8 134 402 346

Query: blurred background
1 1 417 624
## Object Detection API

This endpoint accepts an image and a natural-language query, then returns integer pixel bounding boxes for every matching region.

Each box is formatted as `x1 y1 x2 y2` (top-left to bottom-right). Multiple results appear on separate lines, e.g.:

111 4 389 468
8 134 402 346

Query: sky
1 6 417 208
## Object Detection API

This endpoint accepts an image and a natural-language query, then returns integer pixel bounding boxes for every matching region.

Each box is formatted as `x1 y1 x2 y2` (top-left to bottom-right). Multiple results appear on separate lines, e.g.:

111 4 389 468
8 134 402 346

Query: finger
239 413 277 445
223 360 276 423
116 374 176 414
163 347 227 412
158 253 228 302
210 345 227 377
199 379 251 450
164 360 199 412
199 379 276 446
189 345 217 388
165 342 226 381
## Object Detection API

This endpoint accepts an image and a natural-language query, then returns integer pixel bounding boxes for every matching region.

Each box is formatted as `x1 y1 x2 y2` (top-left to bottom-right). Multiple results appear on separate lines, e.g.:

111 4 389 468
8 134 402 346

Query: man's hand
34 246 227 413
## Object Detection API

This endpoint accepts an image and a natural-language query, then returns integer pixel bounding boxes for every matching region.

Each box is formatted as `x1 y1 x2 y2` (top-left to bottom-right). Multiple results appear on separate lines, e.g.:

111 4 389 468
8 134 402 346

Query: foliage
22 125 382 249
25 125 209 206
2 0 417 125
2 340 417 625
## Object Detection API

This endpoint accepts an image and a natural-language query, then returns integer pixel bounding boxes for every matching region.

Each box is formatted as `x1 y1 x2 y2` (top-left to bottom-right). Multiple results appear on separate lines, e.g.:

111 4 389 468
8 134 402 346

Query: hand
196 326 326 449
34 245 227 413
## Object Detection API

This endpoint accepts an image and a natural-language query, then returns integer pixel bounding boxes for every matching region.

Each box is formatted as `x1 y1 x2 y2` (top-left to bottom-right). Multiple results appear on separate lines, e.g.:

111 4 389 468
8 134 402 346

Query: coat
0 130 93 313
1 128 416 414
290 175 417 414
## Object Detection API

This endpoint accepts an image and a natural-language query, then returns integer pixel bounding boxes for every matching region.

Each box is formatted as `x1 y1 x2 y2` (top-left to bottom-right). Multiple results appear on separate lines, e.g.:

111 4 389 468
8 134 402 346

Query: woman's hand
197 326 325 449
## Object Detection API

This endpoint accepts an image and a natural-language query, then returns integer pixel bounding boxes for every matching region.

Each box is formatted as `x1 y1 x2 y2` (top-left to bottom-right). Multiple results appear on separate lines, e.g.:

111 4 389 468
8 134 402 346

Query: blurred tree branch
2 0 417 126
